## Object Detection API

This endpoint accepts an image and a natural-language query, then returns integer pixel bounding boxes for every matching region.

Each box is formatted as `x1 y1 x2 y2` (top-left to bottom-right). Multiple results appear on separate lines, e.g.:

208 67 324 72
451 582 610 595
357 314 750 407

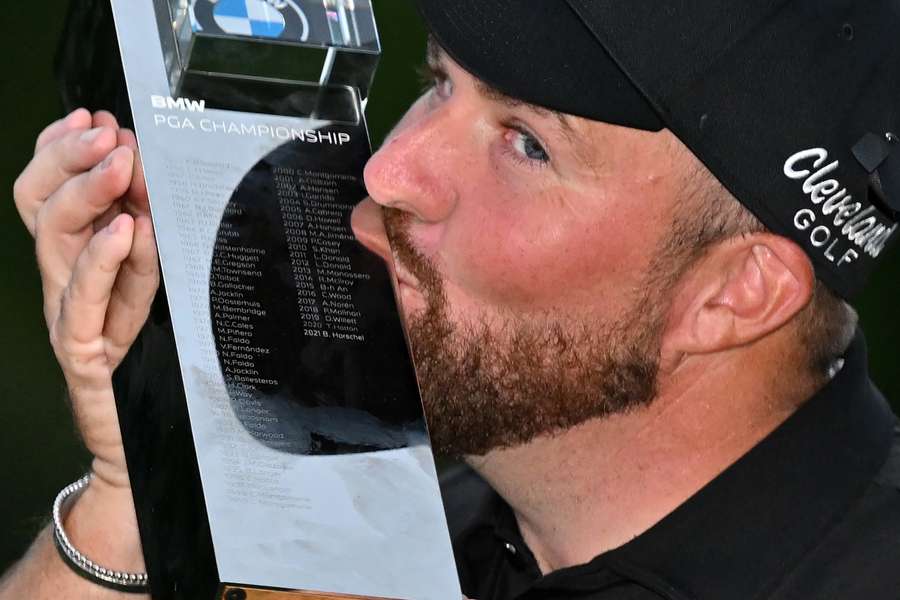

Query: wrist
64 475 145 573
90 456 132 492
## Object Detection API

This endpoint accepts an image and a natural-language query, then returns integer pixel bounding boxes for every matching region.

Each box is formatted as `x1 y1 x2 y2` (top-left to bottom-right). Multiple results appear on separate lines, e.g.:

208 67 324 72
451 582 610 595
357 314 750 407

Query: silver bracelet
52 474 150 594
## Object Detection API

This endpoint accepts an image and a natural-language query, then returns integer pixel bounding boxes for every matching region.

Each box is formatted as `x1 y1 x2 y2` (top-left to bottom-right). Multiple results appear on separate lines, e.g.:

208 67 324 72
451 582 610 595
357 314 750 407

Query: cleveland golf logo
190 0 310 41
784 148 897 267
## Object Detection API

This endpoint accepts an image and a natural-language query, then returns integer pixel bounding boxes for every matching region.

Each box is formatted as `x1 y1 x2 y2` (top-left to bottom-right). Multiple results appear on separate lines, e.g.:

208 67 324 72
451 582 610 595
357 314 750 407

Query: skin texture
4 46 818 596
378 165 666 458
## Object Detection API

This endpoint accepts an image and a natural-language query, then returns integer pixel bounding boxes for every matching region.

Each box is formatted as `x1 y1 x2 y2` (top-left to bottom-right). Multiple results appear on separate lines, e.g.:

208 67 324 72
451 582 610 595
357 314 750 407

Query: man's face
352 43 698 457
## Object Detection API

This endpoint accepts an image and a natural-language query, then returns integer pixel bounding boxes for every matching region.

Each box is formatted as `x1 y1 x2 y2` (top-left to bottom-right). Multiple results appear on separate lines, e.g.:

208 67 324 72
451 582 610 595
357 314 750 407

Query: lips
392 261 421 290
350 199 424 295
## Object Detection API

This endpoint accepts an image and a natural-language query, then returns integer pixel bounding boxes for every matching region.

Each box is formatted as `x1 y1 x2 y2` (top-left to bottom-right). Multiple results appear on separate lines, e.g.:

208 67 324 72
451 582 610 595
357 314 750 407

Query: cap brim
414 0 664 132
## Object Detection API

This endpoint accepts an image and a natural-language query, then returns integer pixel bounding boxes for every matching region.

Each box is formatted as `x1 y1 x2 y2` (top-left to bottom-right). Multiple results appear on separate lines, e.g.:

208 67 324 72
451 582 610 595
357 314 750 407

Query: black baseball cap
413 0 900 300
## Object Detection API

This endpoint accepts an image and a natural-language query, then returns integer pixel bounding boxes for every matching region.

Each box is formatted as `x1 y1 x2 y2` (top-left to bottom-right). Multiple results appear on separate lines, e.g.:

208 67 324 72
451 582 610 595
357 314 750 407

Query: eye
433 73 454 99
506 127 551 165
419 64 454 100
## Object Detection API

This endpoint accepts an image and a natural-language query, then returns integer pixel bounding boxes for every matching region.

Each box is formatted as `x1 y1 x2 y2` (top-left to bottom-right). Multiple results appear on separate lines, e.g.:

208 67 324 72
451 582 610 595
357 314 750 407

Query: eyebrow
426 35 579 139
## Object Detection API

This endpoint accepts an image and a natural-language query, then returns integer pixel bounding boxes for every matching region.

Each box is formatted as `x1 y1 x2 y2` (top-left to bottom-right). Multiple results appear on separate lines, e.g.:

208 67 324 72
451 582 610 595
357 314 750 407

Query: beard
383 208 669 458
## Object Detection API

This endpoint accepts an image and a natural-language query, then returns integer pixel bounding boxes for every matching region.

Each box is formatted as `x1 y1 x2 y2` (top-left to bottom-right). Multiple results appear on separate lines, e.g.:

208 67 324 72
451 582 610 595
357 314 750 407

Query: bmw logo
190 0 310 41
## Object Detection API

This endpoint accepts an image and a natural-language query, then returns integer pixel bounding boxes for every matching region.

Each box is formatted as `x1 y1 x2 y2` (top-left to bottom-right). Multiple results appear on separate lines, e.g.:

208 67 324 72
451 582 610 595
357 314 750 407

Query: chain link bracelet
52 474 151 594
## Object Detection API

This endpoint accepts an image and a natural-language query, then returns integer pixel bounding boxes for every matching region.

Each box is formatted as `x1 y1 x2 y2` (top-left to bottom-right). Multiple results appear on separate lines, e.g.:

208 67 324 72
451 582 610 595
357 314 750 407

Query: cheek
441 188 654 315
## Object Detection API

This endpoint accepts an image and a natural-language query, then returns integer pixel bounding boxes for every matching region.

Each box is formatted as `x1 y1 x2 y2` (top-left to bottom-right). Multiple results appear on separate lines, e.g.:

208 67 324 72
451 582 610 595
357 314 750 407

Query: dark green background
0 0 897 575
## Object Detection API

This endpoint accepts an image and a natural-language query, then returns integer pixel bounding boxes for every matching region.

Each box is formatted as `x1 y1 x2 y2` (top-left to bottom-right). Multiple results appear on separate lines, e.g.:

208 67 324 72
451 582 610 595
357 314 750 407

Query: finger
35 147 135 305
95 124 140 233
55 214 135 348
34 108 92 153
117 128 150 217
15 126 119 236
104 215 159 355
92 110 120 130
38 146 135 239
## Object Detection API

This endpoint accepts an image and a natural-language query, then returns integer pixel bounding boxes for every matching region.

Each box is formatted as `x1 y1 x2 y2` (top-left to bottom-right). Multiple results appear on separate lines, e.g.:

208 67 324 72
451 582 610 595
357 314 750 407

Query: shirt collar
595 330 897 599
452 331 896 599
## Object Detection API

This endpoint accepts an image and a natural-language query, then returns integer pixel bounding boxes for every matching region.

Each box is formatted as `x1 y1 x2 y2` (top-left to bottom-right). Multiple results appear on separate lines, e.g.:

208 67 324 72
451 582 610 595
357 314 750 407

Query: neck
465 338 818 574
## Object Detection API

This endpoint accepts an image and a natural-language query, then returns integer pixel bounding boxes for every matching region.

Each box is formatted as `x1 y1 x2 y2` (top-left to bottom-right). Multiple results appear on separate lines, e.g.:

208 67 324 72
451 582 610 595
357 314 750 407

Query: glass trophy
107 1 462 599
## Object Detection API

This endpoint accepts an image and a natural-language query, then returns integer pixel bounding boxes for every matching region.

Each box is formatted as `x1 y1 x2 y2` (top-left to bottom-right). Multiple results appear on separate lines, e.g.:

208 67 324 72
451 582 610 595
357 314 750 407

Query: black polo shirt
440 333 900 599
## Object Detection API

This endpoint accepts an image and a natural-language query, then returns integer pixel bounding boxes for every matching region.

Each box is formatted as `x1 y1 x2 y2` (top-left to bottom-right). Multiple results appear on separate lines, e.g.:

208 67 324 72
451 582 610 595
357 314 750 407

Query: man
4 1 900 599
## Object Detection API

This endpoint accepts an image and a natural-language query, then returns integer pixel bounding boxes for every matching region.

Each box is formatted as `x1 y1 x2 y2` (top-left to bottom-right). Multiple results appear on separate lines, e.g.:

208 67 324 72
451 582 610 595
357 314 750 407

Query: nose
363 102 459 224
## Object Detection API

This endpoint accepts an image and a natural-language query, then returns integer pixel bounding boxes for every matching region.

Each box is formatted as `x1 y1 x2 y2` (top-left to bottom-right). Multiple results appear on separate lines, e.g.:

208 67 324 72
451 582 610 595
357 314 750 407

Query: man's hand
2 108 158 599
13 108 159 489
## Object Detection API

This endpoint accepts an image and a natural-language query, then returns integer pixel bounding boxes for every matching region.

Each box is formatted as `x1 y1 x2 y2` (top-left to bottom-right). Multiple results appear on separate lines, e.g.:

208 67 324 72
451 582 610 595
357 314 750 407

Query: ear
661 234 815 360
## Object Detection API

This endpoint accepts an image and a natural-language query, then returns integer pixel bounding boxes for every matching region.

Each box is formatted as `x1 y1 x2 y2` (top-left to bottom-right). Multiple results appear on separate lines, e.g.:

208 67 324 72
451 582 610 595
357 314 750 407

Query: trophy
107 1 461 598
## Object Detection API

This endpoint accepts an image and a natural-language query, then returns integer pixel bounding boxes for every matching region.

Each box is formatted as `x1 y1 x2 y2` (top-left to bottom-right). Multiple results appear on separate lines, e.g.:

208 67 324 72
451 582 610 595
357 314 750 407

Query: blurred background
1 0 898 575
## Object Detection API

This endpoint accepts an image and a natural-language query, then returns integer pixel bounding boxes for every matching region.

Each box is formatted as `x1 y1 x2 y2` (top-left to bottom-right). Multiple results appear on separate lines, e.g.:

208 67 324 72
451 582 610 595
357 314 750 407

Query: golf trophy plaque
108 1 461 598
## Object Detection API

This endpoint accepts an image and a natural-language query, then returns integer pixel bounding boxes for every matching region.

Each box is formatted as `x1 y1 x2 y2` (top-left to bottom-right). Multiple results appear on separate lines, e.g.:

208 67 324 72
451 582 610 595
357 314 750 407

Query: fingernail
99 152 116 171
81 127 104 144
65 109 84 123
107 216 123 234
